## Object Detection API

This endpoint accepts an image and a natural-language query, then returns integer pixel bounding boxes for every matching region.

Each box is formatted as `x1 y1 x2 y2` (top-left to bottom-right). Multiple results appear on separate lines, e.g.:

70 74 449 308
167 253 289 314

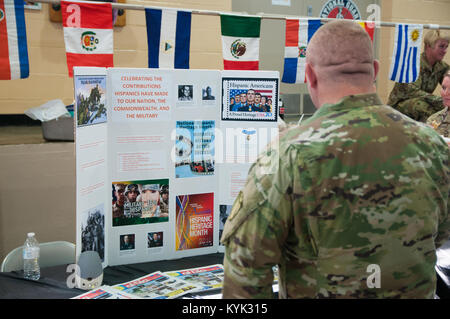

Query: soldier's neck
425 49 438 67
317 85 376 108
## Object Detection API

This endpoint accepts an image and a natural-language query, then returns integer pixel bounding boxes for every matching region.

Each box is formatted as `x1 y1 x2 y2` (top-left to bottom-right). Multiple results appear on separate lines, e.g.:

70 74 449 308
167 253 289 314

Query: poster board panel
74 67 109 267
75 68 280 265
106 68 221 266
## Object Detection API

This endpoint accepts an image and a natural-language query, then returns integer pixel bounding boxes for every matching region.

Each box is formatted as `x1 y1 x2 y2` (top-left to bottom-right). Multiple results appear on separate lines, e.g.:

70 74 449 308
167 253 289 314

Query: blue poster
175 120 215 178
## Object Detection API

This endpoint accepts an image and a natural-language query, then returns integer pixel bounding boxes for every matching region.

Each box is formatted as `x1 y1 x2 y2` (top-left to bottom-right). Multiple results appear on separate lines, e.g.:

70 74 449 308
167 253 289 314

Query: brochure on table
74 67 279 267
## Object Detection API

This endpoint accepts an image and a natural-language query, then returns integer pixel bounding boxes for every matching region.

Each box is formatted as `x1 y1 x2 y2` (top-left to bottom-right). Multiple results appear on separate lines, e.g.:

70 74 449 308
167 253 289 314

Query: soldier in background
139 184 160 218
124 184 141 218
159 185 169 218
426 71 450 137
387 30 449 122
221 20 450 299
112 183 126 218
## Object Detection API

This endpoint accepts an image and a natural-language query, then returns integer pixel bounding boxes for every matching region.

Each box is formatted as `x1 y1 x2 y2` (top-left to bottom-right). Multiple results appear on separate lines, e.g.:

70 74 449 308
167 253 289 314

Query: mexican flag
220 15 261 70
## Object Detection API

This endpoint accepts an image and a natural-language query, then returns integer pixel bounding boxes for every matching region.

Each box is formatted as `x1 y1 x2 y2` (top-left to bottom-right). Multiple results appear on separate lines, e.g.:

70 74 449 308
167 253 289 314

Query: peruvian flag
61 1 114 77
220 15 261 70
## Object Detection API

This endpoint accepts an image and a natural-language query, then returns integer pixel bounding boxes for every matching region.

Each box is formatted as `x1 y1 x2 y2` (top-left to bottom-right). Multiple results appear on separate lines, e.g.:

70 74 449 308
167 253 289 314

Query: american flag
229 89 273 101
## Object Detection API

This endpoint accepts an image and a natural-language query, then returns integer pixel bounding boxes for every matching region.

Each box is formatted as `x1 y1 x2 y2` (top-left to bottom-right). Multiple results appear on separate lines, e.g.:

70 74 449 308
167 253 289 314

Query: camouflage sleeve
221 147 294 299
435 140 450 249
397 71 443 107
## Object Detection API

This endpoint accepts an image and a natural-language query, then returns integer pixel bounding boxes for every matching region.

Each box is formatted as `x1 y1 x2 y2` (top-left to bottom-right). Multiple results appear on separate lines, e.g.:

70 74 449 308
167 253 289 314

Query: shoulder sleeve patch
220 176 267 245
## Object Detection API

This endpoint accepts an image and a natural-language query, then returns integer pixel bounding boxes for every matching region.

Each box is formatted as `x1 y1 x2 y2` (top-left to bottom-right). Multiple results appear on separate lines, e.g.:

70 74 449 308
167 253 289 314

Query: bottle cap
27 232 35 237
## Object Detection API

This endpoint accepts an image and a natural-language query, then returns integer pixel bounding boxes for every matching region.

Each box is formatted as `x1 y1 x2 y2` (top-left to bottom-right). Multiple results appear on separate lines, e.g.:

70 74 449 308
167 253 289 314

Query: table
1 251 449 299
0 253 224 299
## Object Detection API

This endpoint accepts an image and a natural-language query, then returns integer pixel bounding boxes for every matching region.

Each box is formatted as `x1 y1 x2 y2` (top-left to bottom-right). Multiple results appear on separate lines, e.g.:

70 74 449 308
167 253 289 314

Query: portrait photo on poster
147 231 164 249
201 85 217 106
222 77 278 122
177 84 194 106
112 179 169 227
120 234 136 251
74 74 107 127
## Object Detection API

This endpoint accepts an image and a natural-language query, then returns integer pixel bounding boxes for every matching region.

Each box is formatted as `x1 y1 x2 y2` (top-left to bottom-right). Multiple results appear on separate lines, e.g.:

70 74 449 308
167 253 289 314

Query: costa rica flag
0 0 29 80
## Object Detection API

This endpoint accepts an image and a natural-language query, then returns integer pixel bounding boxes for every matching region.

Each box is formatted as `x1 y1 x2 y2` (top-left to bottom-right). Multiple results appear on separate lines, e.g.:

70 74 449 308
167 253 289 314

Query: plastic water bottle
23 232 40 280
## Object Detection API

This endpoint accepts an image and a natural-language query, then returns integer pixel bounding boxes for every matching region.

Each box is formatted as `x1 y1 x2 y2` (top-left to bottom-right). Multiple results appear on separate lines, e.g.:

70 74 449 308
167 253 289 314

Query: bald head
305 20 378 108
306 20 375 86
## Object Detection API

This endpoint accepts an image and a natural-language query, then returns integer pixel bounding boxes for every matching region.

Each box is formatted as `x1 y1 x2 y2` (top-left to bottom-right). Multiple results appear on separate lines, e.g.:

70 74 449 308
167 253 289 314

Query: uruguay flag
389 24 423 83
0 0 29 80
146 8 191 69
282 19 321 84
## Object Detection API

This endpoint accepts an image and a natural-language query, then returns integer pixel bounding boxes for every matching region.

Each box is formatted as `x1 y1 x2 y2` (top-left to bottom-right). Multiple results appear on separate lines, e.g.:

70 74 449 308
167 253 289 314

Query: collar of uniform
421 52 432 71
313 93 383 118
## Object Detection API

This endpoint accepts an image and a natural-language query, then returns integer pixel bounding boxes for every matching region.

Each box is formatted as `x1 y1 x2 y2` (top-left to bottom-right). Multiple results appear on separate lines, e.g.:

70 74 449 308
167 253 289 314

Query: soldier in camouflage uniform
387 30 449 122
221 20 450 299
426 71 450 137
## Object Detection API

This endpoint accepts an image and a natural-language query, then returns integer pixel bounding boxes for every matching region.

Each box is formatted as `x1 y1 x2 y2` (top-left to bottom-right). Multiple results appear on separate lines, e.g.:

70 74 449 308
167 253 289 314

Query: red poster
175 193 214 250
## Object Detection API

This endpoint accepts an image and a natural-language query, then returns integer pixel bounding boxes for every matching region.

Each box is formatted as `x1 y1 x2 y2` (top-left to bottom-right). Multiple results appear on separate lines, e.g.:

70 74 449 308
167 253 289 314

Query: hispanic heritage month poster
176 193 214 251
175 120 215 178
112 179 169 227
74 74 107 127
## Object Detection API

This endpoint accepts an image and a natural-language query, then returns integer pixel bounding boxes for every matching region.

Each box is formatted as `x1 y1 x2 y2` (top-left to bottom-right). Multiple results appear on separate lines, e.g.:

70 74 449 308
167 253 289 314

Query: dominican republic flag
146 8 191 69
389 24 423 83
0 0 29 80
61 1 114 77
282 19 321 84
220 15 261 70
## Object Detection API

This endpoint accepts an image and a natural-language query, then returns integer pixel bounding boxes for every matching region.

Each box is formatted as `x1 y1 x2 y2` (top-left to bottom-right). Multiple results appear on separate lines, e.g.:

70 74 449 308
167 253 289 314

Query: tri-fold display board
74 67 279 267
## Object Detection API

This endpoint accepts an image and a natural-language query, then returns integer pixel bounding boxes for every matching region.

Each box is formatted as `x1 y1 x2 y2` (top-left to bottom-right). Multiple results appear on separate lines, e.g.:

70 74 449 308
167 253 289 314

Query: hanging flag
358 21 375 42
389 24 423 83
61 1 114 77
282 19 321 84
145 8 192 69
0 0 29 80
220 14 261 70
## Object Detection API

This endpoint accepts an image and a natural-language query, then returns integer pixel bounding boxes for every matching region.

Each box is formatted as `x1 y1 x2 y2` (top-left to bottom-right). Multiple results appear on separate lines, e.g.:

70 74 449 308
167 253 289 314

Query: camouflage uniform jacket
221 93 450 299
427 107 450 138
387 53 449 107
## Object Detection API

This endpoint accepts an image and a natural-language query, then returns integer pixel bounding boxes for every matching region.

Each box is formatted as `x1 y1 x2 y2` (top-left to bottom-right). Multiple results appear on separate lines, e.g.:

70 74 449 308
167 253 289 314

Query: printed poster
165 264 224 291
112 272 200 299
176 193 214 251
80 203 105 261
74 75 107 127
112 179 169 227
175 120 215 178
222 77 278 122
72 286 139 299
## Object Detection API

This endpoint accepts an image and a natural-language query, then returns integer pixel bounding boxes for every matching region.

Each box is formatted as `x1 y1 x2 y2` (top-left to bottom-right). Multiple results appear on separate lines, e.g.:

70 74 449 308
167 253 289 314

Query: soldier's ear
373 59 380 82
305 63 317 89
